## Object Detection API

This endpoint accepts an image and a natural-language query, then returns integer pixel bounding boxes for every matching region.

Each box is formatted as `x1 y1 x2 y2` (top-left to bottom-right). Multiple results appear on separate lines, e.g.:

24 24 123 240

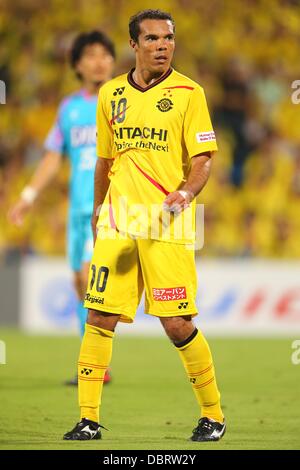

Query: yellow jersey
96 68 217 243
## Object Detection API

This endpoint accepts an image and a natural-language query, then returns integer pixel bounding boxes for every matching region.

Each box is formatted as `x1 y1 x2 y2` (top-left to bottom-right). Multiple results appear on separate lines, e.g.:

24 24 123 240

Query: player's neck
132 67 169 88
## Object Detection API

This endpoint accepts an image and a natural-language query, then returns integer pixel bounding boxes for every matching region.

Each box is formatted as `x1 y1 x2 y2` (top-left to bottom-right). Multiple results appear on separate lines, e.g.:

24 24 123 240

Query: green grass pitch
0 329 299 450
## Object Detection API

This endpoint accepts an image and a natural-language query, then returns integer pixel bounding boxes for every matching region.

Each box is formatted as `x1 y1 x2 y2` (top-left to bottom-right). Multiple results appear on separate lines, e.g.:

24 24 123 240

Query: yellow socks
78 324 222 424
78 323 114 423
175 328 224 423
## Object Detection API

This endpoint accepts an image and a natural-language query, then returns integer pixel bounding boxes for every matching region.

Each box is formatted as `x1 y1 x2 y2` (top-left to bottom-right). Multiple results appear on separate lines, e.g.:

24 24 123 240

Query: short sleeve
183 86 218 158
44 105 65 154
96 88 114 159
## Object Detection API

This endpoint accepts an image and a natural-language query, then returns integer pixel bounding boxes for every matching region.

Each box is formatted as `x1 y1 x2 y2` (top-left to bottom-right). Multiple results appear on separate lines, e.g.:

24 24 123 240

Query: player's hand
8 199 32 226
163 190 194 214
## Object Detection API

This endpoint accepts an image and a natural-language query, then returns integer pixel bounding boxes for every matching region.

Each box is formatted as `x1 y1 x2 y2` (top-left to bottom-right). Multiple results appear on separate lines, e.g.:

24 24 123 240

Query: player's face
76 43 114 85
131 19 175 75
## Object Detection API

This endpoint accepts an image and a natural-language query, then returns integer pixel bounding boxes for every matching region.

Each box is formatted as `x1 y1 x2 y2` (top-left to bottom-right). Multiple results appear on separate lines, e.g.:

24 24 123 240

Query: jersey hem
145 309 198 318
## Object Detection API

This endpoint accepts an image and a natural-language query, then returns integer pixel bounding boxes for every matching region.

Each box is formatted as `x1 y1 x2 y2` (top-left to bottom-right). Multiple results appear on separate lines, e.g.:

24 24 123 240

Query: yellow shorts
84 227 198 323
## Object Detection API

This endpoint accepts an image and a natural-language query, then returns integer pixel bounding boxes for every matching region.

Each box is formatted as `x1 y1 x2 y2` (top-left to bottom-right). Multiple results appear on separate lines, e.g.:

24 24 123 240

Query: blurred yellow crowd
0 0 300 259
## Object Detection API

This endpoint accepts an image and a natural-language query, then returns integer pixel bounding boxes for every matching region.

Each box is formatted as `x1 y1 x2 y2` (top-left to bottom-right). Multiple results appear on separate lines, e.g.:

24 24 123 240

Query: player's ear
74 61 83 80
129 39 137 51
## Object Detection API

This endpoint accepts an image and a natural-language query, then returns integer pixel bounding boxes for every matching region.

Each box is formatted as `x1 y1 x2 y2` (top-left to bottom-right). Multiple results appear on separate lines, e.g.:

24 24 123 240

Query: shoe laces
194 417 214 433
202 420 214 431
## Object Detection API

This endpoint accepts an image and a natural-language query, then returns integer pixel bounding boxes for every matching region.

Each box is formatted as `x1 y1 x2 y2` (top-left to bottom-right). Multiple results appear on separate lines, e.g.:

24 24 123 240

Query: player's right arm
91 85 114 242
8 150 63 226
91 158 113 242
8 103 66 226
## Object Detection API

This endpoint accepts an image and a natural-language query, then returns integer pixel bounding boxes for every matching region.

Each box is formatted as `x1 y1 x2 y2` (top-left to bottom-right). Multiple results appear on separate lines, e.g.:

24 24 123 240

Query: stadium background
0 0 300 450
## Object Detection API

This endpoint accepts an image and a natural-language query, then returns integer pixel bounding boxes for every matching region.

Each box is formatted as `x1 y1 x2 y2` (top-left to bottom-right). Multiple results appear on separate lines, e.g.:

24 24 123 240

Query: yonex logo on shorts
195 131 216 143
153 287 187 301
178 302 189 309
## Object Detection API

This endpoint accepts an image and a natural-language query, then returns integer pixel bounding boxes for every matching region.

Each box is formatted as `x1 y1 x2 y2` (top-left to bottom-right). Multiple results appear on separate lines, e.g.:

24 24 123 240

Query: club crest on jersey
113 87 125 96
156 98 173 112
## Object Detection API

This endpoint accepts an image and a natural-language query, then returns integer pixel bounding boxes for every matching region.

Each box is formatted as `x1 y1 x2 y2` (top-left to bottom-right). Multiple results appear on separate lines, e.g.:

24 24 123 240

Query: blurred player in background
9 30 115 385
64 10 225 442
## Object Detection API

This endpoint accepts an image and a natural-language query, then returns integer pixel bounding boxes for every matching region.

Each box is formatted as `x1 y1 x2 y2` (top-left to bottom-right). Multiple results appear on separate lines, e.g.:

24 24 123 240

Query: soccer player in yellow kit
64 9 226 442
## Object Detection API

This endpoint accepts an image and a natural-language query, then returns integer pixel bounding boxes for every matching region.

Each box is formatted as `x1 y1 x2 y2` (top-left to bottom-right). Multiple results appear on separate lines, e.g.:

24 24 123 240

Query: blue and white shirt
44 89 97 216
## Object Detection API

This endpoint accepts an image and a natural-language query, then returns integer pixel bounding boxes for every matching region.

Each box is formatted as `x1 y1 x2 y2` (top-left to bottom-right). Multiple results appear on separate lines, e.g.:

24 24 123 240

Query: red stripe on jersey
162 86 194 90
110 106 131 126
128 157 169 196
108 190 118 231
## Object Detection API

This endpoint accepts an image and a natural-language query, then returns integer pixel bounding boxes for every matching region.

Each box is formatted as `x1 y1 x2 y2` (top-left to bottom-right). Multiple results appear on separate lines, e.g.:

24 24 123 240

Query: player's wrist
178 189 194 204
20 186 38 205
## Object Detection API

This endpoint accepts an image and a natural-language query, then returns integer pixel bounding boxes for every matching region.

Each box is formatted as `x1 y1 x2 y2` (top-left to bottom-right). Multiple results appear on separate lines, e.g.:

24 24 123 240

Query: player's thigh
138 239 198 317
84 228 142 323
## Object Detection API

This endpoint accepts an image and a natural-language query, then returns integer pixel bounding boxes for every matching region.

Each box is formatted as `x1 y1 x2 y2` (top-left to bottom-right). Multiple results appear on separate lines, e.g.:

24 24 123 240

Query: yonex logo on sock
81 368 93 375
0 340 6 364
190 377 196 384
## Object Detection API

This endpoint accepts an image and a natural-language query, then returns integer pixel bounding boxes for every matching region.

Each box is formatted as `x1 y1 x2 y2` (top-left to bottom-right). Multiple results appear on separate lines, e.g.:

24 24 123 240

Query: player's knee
160 315 194 342
87 309 120 332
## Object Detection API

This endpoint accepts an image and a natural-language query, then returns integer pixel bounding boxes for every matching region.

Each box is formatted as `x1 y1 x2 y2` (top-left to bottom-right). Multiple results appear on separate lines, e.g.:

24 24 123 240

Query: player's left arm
163 151 212 212
164 84 216 213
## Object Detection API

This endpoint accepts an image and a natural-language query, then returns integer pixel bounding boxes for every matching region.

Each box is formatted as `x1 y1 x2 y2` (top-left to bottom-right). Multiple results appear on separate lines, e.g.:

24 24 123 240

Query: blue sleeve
44 101 67 153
